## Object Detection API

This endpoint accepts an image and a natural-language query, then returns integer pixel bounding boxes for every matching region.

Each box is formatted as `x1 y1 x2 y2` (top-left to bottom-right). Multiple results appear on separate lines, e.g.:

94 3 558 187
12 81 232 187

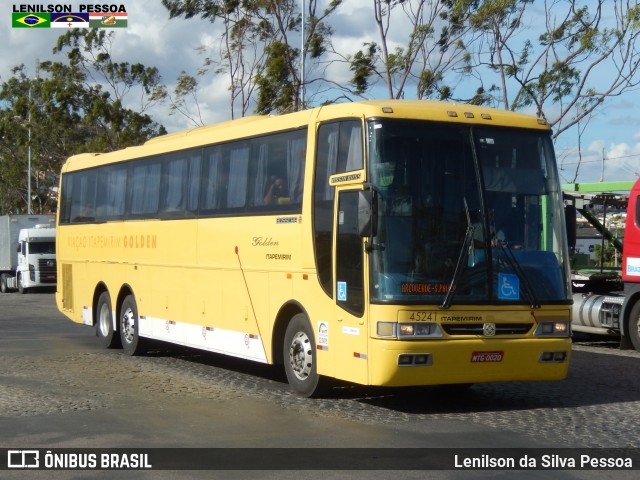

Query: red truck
567 178 640 351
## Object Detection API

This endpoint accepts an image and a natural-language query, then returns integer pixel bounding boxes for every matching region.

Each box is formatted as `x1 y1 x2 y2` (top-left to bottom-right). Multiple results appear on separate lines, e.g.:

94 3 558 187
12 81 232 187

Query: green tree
593 242 617 267
53 29 167 149
0 31 167 215
348 0 473 101
162 0 342 115
458 0 640 139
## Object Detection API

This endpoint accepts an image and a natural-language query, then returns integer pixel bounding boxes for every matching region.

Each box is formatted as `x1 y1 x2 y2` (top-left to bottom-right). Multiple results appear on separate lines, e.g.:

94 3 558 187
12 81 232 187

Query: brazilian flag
13 13 51 28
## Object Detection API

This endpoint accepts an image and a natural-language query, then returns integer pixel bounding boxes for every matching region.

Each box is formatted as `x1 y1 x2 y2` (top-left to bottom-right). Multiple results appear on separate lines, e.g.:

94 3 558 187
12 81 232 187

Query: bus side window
99 165 127 221
187 152 201 212
160 149 202 218
59 175 73 224
160 153 189 215
313 119 364 297
251 130 307 210
285 133 306 205
128 159 161 217
69 170 97 223
227 145 250 209
201 147 225 212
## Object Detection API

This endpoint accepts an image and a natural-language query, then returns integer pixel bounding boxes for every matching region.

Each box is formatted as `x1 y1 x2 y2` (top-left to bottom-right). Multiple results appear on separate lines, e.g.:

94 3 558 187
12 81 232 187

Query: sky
3 0 640 186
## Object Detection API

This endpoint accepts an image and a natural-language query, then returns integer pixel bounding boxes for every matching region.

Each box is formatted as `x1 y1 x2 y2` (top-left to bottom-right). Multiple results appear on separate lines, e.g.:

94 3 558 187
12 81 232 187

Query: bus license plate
471 351 504 362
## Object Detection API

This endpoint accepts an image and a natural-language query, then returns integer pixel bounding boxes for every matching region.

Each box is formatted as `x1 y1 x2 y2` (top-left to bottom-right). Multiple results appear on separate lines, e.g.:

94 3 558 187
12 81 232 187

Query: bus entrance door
334 190 368 384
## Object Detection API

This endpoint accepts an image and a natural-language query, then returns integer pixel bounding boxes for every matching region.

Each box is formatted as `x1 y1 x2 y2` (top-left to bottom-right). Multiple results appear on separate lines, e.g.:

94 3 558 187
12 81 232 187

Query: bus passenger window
313 119 364 297
286 135 306 205
129 160 161 217
69 170 97 223
161 154 188 213
227 146 249 208
201 147 225 211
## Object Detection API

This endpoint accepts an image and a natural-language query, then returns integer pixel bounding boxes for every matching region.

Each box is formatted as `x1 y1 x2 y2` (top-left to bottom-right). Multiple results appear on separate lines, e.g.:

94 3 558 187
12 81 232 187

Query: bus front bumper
367 337 571 387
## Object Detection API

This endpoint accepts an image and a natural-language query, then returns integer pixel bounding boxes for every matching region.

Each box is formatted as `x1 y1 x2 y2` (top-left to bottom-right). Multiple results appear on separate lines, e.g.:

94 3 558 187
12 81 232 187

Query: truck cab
0 215 56 294
15 225 57 293
565 179 640 351
12 225 56 293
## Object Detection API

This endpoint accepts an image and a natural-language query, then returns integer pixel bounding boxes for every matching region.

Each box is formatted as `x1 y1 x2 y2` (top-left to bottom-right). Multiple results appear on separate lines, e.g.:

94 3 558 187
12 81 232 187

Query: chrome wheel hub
288 331 312 381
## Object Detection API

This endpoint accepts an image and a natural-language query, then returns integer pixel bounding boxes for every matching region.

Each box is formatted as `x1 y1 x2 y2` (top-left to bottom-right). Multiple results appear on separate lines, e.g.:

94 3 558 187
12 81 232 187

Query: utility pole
27 81 32 215
300 0 305 110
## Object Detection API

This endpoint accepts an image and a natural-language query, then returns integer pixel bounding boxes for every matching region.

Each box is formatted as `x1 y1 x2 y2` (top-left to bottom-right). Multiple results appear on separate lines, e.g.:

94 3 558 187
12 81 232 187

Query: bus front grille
441 323 534 336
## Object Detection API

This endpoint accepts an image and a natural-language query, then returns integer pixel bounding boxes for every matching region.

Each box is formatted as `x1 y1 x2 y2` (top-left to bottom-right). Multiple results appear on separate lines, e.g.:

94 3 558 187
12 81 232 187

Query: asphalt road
1 293 639 479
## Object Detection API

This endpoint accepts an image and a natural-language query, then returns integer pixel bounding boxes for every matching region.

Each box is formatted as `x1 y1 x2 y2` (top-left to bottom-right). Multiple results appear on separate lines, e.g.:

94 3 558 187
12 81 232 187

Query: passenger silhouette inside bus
263 176 289 205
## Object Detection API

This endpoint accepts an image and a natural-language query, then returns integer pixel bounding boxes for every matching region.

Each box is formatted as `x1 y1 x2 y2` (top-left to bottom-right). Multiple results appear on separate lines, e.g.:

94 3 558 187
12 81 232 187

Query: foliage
162 0 342 116
592 242 619 267
0 31 167 214
348 0 475 102
455 0 640 139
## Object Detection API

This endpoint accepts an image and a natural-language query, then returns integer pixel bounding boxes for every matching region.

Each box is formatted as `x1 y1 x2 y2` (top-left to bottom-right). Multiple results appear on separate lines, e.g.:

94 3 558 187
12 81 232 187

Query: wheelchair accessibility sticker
337 281 347 301
498 273 519 300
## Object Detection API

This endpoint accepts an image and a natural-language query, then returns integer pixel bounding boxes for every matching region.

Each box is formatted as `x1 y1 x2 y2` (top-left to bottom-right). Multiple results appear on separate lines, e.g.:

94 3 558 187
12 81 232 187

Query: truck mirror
565 204 576 250
16 243 21 253
358 189 378 238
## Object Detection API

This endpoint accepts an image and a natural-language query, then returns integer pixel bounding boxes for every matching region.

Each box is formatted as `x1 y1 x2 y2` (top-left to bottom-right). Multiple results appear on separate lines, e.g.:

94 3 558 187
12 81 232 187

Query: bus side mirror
565 204 576 250
358 189 378 238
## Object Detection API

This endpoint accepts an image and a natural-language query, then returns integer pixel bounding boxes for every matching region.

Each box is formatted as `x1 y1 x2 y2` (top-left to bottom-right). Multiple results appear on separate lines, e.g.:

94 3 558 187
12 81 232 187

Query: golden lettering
65 234 155 249
123 234 157 249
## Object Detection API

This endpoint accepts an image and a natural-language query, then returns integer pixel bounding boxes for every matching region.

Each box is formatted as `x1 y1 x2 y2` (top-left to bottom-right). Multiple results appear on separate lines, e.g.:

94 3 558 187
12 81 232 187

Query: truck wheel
0 274 9 293
96 291 120 349
283 313 327 397
628 302 640 352
119 295 145 356
17 274 28 294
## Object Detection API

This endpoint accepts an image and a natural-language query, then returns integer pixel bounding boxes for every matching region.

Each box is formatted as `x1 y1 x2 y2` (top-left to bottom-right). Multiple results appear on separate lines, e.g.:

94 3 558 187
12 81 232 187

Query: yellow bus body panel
56 100 566 389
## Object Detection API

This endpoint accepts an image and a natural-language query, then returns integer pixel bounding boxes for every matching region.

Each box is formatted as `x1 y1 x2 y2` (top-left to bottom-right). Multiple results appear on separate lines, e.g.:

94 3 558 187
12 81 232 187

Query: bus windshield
368 119 570 306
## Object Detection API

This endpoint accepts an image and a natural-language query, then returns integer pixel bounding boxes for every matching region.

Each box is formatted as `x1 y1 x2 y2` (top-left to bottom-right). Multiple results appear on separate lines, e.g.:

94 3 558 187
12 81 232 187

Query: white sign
627 257 640 277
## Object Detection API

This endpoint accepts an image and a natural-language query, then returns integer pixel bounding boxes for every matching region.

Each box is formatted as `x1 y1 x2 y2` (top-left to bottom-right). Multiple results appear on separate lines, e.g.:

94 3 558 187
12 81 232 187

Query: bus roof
62 100 551 173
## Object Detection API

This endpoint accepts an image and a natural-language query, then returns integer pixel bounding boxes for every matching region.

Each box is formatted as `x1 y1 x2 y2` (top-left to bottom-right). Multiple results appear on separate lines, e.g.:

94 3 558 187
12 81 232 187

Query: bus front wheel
120 295 145 356
96 291 120 349
283 314 327 397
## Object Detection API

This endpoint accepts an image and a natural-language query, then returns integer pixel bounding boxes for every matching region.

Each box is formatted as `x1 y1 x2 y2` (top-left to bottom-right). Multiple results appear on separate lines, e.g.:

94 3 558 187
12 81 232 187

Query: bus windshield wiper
497 243 540 309
440 199 474 309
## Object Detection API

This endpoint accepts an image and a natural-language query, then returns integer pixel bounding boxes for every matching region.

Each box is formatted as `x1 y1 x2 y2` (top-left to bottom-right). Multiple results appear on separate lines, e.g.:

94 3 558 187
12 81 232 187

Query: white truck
0 215 57 294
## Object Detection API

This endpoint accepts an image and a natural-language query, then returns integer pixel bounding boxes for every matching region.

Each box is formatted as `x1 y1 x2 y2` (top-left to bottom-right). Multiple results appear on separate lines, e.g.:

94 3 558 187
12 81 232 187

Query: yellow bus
56 100 572 397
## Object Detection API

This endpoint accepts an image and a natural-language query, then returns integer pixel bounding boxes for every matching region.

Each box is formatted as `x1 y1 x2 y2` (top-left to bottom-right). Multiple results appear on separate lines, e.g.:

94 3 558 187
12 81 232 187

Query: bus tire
627 301 640 352
119 295 145 356
96 291 120 349
283 313 326 397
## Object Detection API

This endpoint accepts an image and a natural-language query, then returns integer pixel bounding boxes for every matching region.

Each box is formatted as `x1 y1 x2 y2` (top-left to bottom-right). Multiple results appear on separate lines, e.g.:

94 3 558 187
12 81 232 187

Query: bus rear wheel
283 314 327 397
96 291 120 349
120 295 145 356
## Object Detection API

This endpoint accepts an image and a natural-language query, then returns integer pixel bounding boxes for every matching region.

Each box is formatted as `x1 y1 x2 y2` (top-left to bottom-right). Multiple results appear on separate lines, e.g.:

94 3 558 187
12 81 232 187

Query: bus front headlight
534 321 570 337
376 322 443 339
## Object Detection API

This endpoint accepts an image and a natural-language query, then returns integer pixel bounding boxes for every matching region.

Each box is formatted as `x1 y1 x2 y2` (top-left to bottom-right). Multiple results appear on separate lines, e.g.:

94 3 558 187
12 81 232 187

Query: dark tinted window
313 120 363 296
59 128 307 224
